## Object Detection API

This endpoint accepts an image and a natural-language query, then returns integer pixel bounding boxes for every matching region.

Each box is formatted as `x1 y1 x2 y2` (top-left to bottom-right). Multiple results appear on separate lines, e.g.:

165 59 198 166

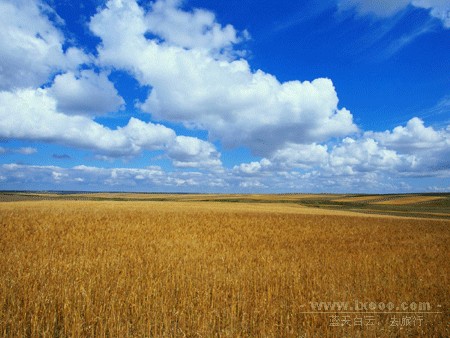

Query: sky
0 0 449 193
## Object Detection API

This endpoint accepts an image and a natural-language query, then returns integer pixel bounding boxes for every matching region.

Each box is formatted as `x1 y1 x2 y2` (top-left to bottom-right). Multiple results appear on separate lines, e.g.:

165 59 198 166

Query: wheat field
372 196 445 205
0 198 448 337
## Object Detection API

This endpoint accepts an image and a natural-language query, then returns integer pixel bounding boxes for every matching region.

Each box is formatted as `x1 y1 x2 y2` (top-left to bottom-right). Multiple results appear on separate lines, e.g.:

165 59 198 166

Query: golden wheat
332 196 386 203
373 196 445 205
0 200 448 337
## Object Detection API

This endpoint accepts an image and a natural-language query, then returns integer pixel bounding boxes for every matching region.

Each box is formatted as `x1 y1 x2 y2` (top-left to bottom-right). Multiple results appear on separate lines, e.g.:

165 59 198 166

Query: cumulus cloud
0 0 89 90
0 88 171 157
327 137 411 175
367 118 450 175
49 70 125 116
234 158 271 175
90 0 358 156
146 0 248 55
232 118 449 180
167 136 222 168
0 87 222 166
270 143 329 169
368 117 449 151
1 0 447 192
0 0 227 171
86 0 448 180
143 73 357 156
339 0 450 27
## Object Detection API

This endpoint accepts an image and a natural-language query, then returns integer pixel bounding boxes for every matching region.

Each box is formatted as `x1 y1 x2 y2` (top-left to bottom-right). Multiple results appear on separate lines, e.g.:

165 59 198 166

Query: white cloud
327 137 410 175
239 180 267 189
146 0 247 55
143 72 357 156
0 88 173 157
270 143 329 169
0 87 222 168
87 0 449 181
52 171 68 182
1 0 447 191
231 118 449 184
117 118 173 152
0 147 37 155
0 163 163 187
90 0 358 156
428 185 450 192
167 136 222 168
234 158 271 175
366 118 450 175
0 0 223 172
0 0 89 90
0 163 223 190
367 117 448 151
1 163 60 185
18 147 38 155
338 0 450 27
49 70 125 116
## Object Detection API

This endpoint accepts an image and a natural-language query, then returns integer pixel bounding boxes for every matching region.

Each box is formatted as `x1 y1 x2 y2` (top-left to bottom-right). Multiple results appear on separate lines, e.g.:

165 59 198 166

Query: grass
0 198 449 337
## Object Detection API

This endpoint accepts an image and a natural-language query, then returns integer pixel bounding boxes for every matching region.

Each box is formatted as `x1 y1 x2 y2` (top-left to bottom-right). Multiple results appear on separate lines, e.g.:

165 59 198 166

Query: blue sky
0 0 449 193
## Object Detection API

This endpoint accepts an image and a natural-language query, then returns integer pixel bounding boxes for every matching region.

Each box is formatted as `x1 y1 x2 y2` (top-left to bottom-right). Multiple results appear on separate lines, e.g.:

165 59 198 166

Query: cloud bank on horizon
0 0 449 193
